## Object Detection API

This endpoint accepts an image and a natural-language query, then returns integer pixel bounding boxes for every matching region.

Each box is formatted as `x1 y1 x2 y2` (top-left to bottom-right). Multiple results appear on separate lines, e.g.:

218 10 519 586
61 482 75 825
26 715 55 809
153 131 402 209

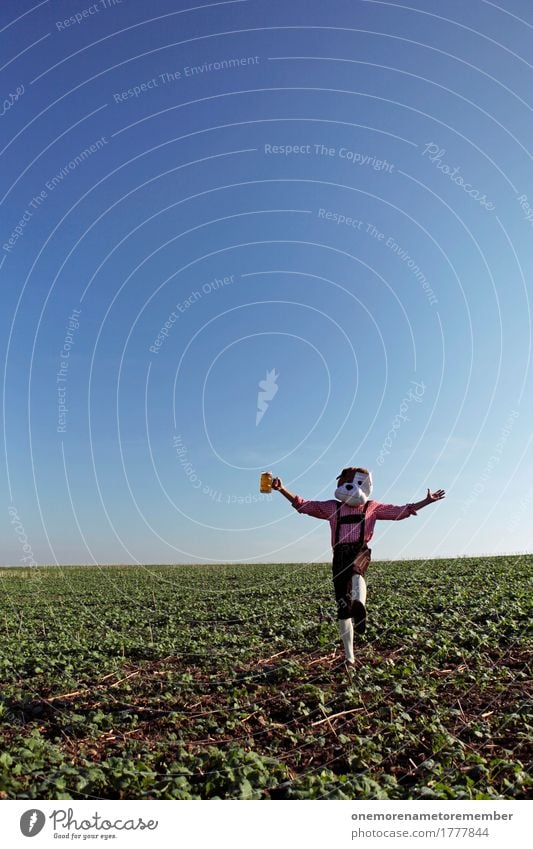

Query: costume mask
334 468 373 506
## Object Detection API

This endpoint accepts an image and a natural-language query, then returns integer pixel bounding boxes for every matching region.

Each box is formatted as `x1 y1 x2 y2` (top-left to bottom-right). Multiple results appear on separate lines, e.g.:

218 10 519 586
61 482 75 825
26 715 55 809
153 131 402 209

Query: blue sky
1 0 532 565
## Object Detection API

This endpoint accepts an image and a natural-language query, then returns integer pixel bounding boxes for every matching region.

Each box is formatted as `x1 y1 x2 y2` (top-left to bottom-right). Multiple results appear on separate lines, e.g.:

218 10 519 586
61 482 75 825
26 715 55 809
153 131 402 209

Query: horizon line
1 551 531 569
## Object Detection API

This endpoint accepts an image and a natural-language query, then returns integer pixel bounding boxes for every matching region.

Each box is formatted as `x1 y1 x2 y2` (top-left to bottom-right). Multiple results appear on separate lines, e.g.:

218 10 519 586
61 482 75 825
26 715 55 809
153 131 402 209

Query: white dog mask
334 468 373 506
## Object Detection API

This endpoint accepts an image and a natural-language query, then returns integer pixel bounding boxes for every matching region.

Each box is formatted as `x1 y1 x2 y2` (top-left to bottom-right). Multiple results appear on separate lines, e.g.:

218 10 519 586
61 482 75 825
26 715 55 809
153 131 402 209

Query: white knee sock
349 574 367 606
338 618 354 664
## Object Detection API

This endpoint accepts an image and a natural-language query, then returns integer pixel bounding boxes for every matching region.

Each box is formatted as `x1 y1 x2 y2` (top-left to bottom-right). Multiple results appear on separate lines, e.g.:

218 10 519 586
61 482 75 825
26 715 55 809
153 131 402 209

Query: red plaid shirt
291 496 418 548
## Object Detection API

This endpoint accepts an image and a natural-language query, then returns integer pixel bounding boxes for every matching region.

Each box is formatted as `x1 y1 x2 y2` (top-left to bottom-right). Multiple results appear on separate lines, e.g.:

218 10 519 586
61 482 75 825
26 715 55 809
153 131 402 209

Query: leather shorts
332 542 371 619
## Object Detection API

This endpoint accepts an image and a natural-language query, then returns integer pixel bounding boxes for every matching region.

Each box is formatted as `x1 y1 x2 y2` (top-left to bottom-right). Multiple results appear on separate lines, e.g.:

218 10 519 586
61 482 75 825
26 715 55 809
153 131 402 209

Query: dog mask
334 467 373 506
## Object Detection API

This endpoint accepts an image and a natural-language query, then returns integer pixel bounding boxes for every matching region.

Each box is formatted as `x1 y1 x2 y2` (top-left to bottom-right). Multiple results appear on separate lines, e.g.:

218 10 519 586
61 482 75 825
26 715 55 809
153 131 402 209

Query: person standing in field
271 467 445 667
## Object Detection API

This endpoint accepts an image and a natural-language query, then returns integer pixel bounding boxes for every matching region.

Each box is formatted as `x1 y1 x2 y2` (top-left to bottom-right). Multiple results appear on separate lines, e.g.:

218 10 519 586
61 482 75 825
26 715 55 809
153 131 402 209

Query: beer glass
260 471 273 493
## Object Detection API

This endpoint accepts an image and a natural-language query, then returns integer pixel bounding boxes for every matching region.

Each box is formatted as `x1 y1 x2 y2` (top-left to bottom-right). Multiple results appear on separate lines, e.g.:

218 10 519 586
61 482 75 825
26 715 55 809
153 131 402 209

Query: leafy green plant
0 557 530 799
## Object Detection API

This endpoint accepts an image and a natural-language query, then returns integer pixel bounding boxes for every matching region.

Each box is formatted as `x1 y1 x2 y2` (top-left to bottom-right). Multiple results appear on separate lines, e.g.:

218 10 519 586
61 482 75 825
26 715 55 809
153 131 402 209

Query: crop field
0 556 531 800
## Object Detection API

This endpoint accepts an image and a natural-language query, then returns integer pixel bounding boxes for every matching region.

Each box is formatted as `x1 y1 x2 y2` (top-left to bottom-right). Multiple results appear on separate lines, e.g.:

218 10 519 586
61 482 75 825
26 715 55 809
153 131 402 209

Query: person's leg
332 545 358 664
349 574 367 635
349 546 371 634
337 617 354 664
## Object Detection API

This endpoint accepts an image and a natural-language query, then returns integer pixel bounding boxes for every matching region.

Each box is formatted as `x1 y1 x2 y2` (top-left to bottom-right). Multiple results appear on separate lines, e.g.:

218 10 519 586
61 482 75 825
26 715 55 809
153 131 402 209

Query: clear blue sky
1 0 532 565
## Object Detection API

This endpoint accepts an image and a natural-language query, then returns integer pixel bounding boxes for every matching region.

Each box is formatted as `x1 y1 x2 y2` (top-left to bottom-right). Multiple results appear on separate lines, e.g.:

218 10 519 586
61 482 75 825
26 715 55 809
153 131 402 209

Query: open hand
427 488 445 502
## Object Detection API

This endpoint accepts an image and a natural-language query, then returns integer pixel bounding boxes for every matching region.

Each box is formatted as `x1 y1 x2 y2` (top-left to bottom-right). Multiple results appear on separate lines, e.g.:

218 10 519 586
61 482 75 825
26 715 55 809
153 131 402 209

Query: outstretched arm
271 477 295 503
374 488 445 520
271 476 336 520
411 488 446 511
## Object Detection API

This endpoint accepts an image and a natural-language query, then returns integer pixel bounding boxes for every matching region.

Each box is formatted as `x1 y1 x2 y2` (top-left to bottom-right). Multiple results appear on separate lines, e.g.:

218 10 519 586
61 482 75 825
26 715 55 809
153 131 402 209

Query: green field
0 556 531 800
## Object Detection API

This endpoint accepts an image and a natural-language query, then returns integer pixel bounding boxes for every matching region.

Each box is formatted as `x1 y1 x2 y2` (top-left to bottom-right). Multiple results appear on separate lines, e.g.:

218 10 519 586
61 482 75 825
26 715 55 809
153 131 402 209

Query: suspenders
334 500 370 548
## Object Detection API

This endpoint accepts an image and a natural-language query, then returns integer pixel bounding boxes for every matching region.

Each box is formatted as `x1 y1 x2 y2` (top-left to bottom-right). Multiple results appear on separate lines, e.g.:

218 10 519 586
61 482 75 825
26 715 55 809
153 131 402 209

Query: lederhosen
332 500 372 620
